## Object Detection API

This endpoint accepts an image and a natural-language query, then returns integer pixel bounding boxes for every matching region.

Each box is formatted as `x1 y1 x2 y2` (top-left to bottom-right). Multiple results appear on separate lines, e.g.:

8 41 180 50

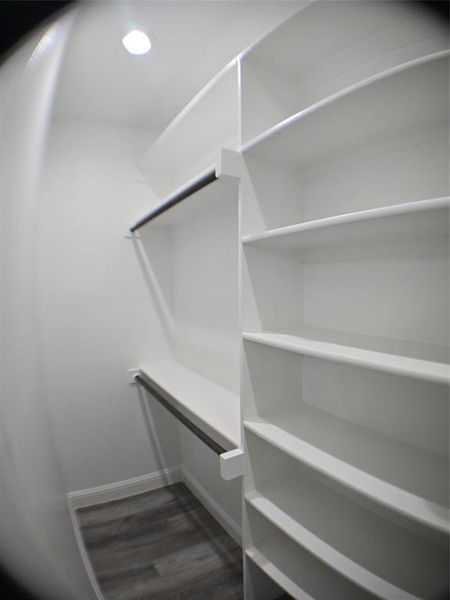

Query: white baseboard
181 466 242 546
67 466 182 510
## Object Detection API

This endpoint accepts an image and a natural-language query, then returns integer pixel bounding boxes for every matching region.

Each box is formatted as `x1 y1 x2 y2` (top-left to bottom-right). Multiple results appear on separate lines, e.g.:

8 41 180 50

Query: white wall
181 428 242 542
0 19 96 600
39 117 241 538
37 119 180 494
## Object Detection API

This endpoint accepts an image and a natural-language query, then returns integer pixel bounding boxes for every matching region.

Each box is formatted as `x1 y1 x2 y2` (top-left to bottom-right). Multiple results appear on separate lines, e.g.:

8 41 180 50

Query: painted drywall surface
54 0 305 129
38 118 241 537
0 20 96 600
171 186 242 535
37 119 180 493
180 427 242 539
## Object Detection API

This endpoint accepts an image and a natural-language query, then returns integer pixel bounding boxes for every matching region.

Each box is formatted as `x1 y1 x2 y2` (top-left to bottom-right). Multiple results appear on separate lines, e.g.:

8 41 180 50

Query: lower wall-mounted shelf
245 505 445 600
246 546 315 600
139 360 240 452
245 463 447 600
245 510 376 600
244 412 449 535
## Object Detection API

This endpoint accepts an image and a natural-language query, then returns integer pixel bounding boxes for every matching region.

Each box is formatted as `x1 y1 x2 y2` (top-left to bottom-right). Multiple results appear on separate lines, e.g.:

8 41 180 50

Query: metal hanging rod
135 371 227 455
130 169 218 233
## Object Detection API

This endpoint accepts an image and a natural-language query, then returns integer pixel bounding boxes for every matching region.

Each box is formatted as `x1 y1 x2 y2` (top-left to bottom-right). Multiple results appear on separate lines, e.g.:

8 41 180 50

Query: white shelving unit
244 435 448 600
245 507 378 600
240 51 449 236
240 1 449 144
240 4 449 599
243 51 448 164
244 413 448 534
129 3 449 598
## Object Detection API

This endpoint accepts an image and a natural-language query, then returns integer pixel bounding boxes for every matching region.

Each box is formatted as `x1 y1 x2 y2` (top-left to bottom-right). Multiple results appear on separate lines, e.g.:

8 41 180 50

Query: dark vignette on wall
0 0 448 60
0 0 448 599
0 0 75 61
0 564 45 600
0 5 77 600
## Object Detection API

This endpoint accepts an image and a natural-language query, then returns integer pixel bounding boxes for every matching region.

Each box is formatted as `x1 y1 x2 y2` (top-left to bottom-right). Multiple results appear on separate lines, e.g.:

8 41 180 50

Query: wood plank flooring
76 482 243 600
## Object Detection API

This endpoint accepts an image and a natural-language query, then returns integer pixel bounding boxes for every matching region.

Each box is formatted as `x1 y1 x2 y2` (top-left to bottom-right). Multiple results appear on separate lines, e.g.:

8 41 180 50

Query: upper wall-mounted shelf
139 61 239 199
240 1 449 143
139 360 240 452
242 52 449 169
242 197 449 248
243 331 449 385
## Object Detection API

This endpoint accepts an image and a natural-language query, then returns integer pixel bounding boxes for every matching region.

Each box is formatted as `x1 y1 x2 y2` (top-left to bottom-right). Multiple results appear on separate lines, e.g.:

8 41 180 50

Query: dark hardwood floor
76 482 243 600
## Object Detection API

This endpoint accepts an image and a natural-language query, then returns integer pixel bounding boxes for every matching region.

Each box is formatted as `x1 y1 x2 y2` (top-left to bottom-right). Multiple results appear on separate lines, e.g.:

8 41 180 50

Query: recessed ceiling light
122 30 151 55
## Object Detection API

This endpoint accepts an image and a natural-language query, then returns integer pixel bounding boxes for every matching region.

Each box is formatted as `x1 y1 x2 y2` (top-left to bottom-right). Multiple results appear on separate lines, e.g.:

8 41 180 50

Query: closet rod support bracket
127 368 140 384
123 224 140 240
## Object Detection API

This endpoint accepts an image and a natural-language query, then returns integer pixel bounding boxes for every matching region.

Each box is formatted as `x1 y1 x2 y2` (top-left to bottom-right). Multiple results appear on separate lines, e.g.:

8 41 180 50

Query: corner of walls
36 118 180 495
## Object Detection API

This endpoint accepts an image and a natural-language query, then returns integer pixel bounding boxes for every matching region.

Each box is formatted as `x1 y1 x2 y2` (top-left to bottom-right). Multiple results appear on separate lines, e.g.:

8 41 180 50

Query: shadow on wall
136 384 180 483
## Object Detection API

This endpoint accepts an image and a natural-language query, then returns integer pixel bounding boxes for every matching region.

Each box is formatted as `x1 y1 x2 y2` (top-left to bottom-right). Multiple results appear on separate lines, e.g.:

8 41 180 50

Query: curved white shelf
242 197 449 248
240 0 449 143
241 51 449 167
244 411 449 535
243 331 449 385
140 360 240 450
139 61 239 198
246 547 315 600
246 530 375 600
246 486 440 600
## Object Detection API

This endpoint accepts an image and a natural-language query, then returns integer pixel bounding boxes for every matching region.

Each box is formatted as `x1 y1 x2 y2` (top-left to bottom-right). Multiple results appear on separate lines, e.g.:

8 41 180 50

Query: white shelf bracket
123 224 140 240
122 223 139 241
216 148 242 179
220 447 244 480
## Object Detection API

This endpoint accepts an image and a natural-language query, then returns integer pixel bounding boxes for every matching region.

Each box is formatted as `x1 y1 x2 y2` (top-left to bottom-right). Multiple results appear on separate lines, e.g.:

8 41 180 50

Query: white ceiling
53 0 301 134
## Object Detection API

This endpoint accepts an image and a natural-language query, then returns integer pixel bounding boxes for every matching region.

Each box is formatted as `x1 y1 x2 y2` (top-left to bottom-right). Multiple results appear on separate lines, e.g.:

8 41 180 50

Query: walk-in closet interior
0 1 448 599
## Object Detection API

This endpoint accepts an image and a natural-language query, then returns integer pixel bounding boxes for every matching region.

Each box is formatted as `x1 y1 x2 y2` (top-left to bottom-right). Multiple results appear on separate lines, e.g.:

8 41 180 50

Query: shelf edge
244 419 449 535
242 197 450 245
246 547 315 600
242 332 450 385
138 364 240 451
240 49 450 156
246 491 420 600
